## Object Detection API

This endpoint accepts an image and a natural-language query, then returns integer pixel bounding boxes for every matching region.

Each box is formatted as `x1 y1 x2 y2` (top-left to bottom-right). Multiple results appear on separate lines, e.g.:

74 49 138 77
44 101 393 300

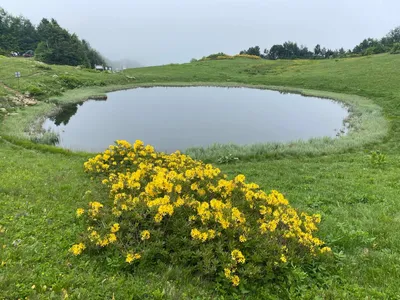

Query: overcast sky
2 0 400 66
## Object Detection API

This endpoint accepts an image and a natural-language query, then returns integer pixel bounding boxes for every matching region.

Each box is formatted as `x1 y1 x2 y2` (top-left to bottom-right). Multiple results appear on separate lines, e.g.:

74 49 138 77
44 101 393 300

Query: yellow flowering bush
234 54 262 59
72 140 331 288
216 55 234 60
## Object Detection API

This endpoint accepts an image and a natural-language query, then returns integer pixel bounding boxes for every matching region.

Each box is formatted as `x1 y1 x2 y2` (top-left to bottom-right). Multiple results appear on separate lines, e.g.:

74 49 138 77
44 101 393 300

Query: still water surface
43 87 348 152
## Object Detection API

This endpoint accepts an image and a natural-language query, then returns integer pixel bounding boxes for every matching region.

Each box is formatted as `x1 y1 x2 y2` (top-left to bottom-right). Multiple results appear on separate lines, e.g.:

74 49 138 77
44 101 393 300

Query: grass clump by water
73 140 333 292
29 130 59 145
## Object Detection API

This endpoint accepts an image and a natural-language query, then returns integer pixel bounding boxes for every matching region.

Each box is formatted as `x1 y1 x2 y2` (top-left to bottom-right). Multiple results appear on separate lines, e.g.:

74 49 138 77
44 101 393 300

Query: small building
95 65 104 71
95 65 112 71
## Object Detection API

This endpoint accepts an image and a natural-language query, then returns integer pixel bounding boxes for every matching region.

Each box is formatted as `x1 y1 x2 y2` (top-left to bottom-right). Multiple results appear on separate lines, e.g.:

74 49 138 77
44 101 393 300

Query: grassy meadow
1 54 400 298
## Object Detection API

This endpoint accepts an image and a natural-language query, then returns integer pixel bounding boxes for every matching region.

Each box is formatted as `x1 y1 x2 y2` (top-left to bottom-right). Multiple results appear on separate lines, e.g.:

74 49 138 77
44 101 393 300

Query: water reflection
42 87 349 153
49 102 83 126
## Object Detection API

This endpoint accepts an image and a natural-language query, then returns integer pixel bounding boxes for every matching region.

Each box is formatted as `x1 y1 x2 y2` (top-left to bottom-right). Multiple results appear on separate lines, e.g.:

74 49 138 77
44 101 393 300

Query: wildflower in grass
97 238 109 247
88 201 103 217
280 254 287 263
231 249 245 264
111 223 120 233
208 229 216 239
224 268 231 278
126 252 141 263
239 235 247 243
231 275 240 286
320 247 332 253
69 243 85 256
154 213 163 223
108 233 117 243
76 208 84 217
141 230 151 240
234 174 246 183
89 230 100 241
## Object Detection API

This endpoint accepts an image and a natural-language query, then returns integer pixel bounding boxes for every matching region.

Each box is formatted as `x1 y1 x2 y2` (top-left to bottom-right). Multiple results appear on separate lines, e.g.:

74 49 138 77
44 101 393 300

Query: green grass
1 54 400 298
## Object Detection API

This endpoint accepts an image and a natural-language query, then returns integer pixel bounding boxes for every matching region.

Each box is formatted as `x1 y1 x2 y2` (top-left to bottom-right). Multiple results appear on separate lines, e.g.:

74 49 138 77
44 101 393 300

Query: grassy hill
1 54 400 298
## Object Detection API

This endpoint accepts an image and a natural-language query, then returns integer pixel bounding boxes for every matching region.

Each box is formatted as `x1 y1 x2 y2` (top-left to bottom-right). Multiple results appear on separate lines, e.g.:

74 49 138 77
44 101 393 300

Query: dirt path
0 81 23 97
0 81 37 106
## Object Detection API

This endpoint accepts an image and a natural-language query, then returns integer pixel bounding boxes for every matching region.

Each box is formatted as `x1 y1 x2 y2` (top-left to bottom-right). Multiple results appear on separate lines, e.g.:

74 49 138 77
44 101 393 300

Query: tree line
0 7 105 67
239 26 400 60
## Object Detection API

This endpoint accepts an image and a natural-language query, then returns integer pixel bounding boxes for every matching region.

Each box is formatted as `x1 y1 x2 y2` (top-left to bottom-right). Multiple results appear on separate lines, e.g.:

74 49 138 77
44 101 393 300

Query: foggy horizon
2 0 399 66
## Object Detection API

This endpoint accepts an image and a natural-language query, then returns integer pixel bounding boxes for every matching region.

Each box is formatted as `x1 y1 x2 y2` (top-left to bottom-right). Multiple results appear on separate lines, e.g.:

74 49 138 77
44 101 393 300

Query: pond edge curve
0 82 388 162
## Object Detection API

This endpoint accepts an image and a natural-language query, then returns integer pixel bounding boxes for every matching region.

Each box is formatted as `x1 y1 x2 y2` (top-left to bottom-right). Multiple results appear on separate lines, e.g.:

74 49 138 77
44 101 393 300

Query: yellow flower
231 275 240 286
108 233 117 243
224 268 231 278
141 230 151 240
76 208 84 217
126 252 141 263
208 229 216 239
191 183 199 191
280 254 287 263
175 184 182 194
239 235 247 243
158 204 174 217
133 140 144 151
191 228 201 239
97 238 109 247
69 243 86 256
320 246 332 253
234 174 245 183
259 205 272 215
154 213 163 223
231 249 245 264
174 197 185 207
111 223 120 233
88 201 103 217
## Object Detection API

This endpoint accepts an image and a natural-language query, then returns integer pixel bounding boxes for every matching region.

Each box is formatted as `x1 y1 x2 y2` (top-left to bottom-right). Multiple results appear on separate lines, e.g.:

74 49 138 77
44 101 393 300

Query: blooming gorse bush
233 54 261 59
72 140 331 287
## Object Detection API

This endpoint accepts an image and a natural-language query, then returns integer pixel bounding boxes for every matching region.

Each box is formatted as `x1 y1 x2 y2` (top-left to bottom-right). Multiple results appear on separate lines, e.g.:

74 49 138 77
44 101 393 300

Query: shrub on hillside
58 74 85 89
234 54 262 59
216 55 234 60
26 85 45 97
200 53 233 61
72 140 332 289
390 43 400 54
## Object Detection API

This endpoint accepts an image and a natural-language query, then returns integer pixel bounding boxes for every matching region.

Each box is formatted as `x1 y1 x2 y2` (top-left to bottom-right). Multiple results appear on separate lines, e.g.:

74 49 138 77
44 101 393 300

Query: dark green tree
314 44 321 56
240 46 261 56
0 8 105 66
